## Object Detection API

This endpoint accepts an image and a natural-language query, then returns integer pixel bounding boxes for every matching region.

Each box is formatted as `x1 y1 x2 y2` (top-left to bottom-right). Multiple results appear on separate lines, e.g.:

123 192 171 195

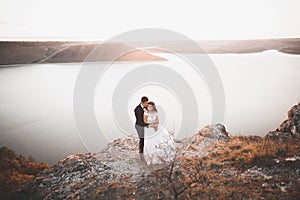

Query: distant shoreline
0 38 299 65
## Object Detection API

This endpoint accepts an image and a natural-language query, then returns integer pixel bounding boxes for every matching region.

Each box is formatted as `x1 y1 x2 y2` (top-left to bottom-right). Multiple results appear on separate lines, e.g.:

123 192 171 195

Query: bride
143 101 176 165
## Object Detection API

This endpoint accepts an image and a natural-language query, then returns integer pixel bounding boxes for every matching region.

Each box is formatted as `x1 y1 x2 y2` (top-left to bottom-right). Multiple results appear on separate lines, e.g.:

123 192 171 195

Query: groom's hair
141 96 148 103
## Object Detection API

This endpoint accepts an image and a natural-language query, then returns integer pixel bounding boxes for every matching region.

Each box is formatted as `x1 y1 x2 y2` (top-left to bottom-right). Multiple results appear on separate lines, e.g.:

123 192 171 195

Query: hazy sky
0 0 299 40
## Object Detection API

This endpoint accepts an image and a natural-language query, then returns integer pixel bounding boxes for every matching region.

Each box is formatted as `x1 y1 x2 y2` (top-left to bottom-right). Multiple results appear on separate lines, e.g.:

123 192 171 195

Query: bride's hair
148 101 158 112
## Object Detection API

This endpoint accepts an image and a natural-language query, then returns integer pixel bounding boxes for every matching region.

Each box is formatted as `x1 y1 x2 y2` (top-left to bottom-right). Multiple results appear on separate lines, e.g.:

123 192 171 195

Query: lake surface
0 51 299 164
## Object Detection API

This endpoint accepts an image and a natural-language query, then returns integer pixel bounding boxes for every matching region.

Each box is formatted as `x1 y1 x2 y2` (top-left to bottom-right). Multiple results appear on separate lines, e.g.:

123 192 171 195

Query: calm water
0 51 299 164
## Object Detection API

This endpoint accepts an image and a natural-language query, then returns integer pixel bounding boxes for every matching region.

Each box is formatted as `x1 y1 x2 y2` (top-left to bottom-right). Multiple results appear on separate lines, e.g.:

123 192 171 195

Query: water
0 51 299 164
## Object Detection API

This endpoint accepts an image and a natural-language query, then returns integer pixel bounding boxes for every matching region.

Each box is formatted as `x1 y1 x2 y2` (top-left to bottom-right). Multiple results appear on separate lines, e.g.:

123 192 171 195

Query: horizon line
0 36 299 42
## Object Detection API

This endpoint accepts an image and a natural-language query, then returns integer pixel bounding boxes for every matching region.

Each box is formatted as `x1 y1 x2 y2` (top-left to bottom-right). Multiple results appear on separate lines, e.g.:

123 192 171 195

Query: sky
0 0 299 41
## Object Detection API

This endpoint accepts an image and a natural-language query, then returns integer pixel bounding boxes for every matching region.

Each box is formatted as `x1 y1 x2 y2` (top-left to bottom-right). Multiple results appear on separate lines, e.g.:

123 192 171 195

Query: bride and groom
134 96 176 165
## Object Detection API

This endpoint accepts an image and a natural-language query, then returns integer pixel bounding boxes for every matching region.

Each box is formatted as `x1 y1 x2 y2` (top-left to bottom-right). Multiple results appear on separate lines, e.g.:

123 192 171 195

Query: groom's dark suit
134 104 149 153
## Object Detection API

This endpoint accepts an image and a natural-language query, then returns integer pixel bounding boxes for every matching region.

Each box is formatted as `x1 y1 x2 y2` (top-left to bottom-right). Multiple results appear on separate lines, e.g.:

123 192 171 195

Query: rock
285 156 300 162
197 124 230 140
265 131 293 141
22 135 156 199
179 124 230 158
266 103 300 140
242 166 272 179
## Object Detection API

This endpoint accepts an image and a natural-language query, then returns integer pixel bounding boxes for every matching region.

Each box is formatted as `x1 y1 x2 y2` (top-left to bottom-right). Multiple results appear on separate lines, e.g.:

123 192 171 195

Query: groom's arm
134 107 138 120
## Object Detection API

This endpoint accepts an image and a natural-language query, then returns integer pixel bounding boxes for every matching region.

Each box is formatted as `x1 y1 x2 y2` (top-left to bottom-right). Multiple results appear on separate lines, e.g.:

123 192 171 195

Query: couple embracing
134 96 176 165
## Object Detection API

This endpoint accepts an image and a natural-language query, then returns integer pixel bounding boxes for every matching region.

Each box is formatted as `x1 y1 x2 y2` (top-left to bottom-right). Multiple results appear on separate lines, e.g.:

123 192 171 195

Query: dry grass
143 136 300 199
0 147 50 199
91 181 136 200
204 136 300 168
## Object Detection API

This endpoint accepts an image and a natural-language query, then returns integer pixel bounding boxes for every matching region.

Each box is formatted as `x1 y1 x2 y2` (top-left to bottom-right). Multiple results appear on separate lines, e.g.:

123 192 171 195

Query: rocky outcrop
24 137 147 200
266 103 300 141
21 124 229 200
5 120 300 199
179 124 230 158
196 123 230 140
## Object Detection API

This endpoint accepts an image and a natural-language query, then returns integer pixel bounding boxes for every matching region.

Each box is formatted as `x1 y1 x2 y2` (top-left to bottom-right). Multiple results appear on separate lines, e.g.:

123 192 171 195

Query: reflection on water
0 51 299 164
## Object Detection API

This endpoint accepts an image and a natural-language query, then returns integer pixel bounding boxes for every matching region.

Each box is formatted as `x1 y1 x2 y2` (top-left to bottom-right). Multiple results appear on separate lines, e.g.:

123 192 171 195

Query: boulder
179 124 230 158
266 103 300 140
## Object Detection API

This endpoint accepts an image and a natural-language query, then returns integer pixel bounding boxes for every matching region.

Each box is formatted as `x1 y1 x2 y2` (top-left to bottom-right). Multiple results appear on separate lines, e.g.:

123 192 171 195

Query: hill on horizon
0 38 299 65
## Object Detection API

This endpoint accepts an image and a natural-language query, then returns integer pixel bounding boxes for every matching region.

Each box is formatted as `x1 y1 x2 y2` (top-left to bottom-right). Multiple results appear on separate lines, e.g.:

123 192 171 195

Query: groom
134 96 149 153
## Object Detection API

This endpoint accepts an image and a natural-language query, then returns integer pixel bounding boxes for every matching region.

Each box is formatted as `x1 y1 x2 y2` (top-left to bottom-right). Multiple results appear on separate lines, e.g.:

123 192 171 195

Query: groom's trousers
135 124 145 153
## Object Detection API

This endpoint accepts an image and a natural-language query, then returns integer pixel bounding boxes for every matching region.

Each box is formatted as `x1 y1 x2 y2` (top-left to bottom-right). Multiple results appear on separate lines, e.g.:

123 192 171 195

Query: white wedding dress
143 111 176 165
